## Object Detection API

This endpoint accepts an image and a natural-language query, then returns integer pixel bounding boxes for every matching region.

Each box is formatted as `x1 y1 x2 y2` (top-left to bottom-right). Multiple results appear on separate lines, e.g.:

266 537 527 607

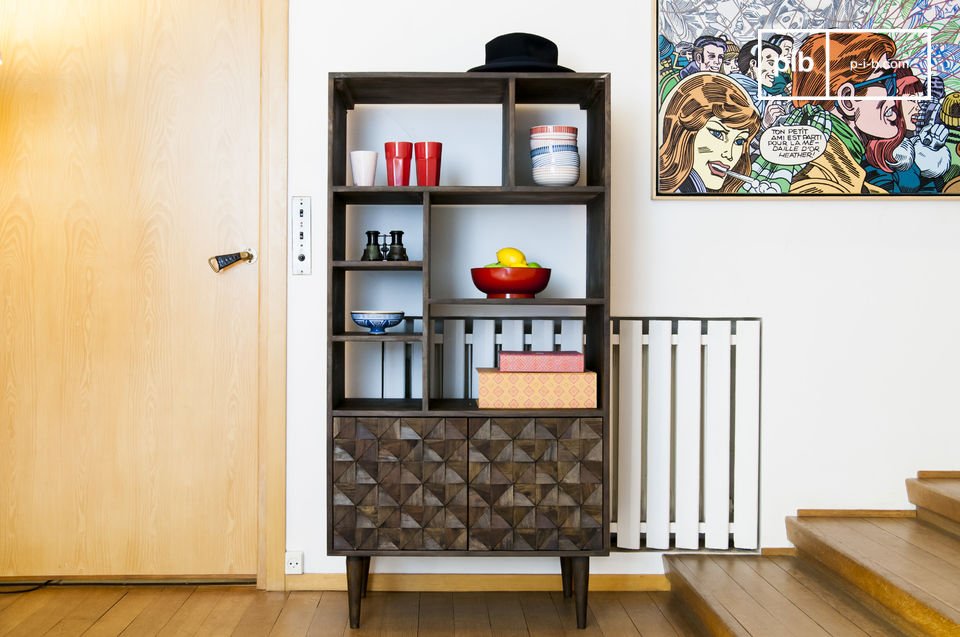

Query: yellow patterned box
477 368 597 409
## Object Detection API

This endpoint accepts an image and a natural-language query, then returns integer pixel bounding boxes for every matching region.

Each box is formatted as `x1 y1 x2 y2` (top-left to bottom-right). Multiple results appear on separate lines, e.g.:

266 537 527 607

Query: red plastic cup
384 141 413 186
414 141 443 186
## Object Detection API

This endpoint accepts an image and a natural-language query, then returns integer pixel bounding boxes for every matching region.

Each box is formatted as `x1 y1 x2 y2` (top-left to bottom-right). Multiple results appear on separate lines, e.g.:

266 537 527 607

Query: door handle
209 248 257 273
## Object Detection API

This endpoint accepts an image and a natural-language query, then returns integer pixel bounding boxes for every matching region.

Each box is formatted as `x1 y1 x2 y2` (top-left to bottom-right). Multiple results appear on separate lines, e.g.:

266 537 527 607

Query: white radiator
613 319 761 551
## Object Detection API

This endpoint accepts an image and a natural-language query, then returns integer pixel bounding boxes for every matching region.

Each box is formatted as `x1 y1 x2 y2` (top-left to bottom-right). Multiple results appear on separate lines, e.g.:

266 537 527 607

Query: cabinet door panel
332 417 469 551
467 418 604 551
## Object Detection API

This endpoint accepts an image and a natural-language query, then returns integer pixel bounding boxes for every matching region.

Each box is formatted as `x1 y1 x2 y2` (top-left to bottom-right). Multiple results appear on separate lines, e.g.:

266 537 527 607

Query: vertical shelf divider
422 190 431 412
502 78 516 188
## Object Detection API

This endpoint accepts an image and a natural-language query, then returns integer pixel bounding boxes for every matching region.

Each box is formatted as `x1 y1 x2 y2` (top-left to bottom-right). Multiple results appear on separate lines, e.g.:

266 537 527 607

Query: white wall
287 0 960 575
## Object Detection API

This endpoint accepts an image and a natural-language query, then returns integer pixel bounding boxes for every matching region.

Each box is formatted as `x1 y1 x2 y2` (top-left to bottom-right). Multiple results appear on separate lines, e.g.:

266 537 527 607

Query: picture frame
654 1 960 198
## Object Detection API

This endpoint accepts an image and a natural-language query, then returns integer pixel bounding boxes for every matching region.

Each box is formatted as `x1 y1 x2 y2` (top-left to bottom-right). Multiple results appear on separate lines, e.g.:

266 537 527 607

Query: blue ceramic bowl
351 310 404 335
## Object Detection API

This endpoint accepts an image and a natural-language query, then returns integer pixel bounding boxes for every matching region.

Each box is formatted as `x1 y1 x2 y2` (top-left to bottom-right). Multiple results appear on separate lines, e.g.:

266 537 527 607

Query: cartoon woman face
659 73 760 194
690 116 751 190
722 57 739 74
901 96 921 132
900 84 925 132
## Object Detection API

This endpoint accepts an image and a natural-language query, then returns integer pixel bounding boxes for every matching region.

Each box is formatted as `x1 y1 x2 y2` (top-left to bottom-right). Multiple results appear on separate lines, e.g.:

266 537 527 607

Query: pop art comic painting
656 0 960 196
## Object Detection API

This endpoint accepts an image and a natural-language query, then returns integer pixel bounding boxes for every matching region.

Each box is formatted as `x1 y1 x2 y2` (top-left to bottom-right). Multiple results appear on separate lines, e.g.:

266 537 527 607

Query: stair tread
908 478 960 517
666 555 903 636
789 516 960 632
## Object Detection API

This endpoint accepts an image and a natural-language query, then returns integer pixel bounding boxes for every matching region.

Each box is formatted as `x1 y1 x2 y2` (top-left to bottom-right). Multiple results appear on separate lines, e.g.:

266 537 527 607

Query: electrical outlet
291 196 311 275
284 550 303 575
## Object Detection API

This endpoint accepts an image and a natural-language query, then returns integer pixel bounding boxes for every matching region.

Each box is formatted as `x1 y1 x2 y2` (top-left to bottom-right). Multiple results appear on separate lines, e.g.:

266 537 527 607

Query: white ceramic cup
350 150 378 186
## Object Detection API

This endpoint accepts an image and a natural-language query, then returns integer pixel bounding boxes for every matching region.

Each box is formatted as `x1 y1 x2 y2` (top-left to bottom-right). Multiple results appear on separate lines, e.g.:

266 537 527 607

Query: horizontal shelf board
427 399 604 418
332 332 423 342
333 186 605 205
515 76 607 106
331 72 608 107
332 399 423 415
331 399 604 418
332 260 423 271
334 74 507 105
429 298 605 306
432 187 604 205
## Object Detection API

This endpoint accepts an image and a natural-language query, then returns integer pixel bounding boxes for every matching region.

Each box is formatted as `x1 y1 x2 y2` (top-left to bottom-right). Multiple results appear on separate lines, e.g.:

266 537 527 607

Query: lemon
496 247 526 267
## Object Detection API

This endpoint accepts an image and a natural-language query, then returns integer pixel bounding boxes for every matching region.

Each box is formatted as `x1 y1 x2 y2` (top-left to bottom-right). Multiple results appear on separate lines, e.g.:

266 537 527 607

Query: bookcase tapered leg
560 556 573 598
346 556 365 628
571 556 590 629
360 555 371 598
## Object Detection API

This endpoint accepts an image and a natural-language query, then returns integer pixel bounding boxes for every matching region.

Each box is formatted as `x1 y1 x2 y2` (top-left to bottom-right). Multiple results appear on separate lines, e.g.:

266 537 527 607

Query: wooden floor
0 585 697 636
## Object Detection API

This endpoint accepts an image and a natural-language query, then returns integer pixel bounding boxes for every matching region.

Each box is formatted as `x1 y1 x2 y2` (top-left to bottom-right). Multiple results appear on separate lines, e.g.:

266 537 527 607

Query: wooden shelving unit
327 72 610 629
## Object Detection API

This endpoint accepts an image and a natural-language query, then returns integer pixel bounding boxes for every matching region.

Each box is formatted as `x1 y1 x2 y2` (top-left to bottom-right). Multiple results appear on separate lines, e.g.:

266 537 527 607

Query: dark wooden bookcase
327 72 611 629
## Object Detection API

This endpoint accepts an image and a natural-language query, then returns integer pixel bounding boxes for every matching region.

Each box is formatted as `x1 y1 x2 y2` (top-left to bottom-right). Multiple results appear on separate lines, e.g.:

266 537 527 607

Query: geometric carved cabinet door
332 417 469 551
467 418 604 552
332 416 603 554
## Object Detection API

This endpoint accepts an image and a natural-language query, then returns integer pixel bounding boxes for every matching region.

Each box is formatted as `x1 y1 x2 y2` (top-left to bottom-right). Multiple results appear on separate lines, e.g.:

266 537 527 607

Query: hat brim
468 59 574 72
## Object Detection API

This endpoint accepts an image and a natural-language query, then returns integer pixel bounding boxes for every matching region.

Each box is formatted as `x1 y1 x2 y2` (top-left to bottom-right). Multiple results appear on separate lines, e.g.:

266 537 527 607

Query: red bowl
470 267 551 299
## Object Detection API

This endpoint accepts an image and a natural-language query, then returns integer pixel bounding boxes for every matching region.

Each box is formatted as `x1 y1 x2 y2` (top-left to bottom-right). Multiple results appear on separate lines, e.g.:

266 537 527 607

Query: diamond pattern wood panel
332 417 469 551
332 417 603 552
467 418 604 551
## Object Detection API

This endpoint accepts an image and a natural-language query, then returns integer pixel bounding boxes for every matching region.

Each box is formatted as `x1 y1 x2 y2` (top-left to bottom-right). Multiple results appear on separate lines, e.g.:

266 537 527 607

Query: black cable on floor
0 580 54 594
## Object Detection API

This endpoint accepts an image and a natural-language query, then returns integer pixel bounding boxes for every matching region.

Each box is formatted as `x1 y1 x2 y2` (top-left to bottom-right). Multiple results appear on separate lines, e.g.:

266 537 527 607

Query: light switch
291 196 311 275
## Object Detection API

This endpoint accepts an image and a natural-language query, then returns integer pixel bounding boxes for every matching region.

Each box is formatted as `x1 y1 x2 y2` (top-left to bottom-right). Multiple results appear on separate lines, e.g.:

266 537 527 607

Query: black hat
469 33 574 72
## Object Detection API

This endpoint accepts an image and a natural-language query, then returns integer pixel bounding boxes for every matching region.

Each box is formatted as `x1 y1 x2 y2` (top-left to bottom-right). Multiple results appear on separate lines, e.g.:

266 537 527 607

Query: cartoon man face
840 56 899 140
692 116 750 190
722 56 739 74
699 43 726 72
778 40 794 73
756 45 780 89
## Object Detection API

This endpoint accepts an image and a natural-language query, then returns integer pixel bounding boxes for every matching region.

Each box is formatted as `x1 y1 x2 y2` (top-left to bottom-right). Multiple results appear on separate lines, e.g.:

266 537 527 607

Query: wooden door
0 0 266 576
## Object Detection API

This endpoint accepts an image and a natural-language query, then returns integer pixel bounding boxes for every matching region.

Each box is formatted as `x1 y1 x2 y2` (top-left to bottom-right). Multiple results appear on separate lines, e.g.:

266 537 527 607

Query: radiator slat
471 320 496 399
531 319 555 352
560 320 584 353
703 320 732 549
645 321 673 549
501 319 524 352
383 342 406 398
674 320 703 549
734 320 761 549
616 320 644 550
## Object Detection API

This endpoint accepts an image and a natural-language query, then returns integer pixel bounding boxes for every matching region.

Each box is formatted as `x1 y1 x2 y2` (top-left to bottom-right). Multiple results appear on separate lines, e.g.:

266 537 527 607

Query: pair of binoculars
361 230 408 261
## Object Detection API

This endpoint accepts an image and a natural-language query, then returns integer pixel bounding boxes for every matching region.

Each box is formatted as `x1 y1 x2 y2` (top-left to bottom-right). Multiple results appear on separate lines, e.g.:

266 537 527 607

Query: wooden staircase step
787 516 960 636
664 555 904 636
907 478 960 538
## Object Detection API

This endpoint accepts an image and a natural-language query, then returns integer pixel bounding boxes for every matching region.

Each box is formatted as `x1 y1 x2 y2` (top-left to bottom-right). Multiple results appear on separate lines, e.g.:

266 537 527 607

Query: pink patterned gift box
477 368 597 409
498 350 585 373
